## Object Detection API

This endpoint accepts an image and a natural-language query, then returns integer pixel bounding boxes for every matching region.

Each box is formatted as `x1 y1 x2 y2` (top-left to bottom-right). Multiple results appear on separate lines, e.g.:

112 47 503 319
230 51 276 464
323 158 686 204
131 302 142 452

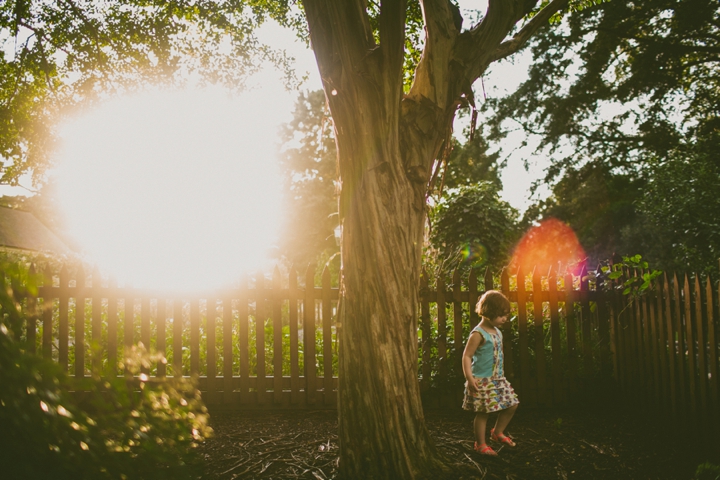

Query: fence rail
9 263 720 425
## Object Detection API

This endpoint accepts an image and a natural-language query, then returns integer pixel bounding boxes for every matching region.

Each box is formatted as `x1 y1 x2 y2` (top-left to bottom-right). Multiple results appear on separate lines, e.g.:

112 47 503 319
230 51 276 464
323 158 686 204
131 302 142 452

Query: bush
0 262 212 479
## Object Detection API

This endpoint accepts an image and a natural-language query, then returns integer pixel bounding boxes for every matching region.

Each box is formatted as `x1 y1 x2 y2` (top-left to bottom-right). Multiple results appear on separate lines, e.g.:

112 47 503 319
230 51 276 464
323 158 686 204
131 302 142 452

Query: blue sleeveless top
470 325 504 378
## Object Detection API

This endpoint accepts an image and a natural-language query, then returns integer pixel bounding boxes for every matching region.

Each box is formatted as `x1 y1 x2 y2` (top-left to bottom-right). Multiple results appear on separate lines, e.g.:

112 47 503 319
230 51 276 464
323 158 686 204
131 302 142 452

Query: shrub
0 262 212 479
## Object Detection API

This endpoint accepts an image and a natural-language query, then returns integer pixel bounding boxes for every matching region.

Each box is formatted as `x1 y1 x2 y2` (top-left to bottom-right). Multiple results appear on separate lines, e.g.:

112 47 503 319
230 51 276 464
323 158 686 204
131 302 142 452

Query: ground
198 406 719 479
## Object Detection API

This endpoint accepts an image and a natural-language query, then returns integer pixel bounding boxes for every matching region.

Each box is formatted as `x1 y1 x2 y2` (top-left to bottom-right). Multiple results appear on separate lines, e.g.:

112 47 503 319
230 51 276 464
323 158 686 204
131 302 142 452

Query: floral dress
462 325 519 413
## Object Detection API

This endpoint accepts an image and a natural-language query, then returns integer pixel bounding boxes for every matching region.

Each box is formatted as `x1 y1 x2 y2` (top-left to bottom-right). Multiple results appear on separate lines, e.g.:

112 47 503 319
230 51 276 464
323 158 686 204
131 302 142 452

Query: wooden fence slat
173 298 183 378
304 265 316 404
517 267 531 403
42 266 53 359
42 266 54 359
273 266 284 404
224 294 235 404
107 277 118 377
59 266 69 372
207 298 217 384
26 265 37 354
500 268 514 383
532 267 548 406
452 268 463 376
673 273 687 412
648 284 660 411
156 297 166 378
420 269 431 393
655 277 669 413
683 274 697 417
289 266 300 404
663 273 676 414
256 271 266 404
190 299 200 376
322 266 333 405
632 272 645 404
548 267 562 404
125 287 135 377
437 274 447 383
564 270 577 400
708 277 718 422
595 265 610 377
91 267 103 375
238 274 249 402
75 266 86 379
580 266 593 379
141 296 151 375
694 275 708 416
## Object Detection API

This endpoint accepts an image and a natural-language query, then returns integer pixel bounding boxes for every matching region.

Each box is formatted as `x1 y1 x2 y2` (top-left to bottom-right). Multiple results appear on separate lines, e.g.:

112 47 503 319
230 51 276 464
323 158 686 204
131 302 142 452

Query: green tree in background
277 90 339 268
486 0 720 273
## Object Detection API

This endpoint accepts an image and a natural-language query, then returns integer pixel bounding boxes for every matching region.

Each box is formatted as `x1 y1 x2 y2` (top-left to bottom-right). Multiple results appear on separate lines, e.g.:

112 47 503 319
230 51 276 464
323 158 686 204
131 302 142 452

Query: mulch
197 406 719 479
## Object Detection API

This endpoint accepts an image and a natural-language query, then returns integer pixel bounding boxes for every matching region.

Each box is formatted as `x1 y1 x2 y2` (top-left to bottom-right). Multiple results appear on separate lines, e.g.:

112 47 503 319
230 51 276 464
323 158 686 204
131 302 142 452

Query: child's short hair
476 290 511 320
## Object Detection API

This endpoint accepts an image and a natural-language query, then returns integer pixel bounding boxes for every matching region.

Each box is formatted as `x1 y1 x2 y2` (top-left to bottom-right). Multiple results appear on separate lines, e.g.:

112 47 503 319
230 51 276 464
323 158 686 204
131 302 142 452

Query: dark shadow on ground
198 406 719 479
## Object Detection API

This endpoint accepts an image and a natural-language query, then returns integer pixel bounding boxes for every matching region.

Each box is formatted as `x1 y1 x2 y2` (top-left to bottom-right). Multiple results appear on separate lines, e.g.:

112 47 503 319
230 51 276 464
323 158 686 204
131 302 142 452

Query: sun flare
54 86 284 290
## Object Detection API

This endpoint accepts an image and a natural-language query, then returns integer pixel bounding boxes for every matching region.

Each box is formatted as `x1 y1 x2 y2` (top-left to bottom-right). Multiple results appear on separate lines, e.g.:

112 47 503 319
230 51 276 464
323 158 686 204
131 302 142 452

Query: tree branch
379 0 406 86
489 0 569 63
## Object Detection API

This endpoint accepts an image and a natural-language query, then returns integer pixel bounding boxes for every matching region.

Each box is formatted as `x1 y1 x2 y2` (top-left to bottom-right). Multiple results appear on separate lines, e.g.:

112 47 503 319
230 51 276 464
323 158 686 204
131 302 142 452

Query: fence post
663 273 676 415
708 276 718 427
76 265 86 380
517 267 531 404
289 266 300 404
256 271 267 404
694 275 708 420
304 265 316 405
273 266 284 404
548 266 562 405
321 266 333 406
91 266 103 376
26 264 37 354
59 266 69 373
532 267 548 406
42 266 53 360
237 273 249 404
500 268 514 383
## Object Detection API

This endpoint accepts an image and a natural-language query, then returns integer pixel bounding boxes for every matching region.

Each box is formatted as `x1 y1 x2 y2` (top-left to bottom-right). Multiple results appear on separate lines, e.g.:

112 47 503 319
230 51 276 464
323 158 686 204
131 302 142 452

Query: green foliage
427 182 520 277
0 262 212 479
695 462 720 480
277 90 339 268
599 255 662 300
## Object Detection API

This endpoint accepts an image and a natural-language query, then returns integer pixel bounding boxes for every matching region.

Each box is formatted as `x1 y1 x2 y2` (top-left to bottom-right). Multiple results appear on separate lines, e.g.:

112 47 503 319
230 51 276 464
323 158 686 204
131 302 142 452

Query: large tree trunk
332 85 444 478
300 0 569 477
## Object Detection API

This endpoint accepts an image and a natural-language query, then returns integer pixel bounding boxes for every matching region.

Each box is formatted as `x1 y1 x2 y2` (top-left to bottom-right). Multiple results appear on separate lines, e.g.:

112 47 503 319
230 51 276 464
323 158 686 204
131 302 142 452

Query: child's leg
492 404 518 436
473 412 489 445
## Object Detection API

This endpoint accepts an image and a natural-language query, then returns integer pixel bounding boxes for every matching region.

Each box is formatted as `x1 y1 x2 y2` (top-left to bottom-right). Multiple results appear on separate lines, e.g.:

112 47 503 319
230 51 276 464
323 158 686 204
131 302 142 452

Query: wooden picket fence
10 262 720 424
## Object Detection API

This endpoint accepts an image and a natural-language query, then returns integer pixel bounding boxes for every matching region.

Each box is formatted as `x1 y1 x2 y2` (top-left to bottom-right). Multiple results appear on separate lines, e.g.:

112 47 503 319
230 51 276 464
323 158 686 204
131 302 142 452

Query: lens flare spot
510 218 586 274
460 241 488 267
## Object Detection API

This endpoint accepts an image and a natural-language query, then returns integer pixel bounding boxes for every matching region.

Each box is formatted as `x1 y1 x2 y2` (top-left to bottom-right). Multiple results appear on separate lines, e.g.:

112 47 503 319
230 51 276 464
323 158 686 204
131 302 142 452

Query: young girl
462 290 519 456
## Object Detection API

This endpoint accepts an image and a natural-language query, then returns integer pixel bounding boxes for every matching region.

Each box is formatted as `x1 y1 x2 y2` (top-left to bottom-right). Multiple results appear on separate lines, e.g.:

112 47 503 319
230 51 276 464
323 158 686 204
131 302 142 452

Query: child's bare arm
462 332 483 392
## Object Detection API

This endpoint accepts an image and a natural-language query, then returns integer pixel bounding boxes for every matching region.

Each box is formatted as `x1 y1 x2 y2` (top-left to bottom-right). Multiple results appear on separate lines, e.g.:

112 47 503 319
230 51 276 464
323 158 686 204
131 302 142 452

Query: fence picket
304 265 316 404
141 295 151 375
42 266 53 359
173 297 182 379
532 268 548 406
273 266 284 404
673 273 687 412
237 275 249 403
683 274 697 417
289 266 300 404
59 266 69 372
26 265 37 354
655 277 669 412
437 274 447 383
500 268 514 382
207 298 217 388
322 266 334 406
452 268 463 375
91 267 102 375
107 277 118 377
420 269 431 393
579 266 592 380
548 267 562 404
156 297 166 378
256 271 266 404
662 274 676 414
648 283 660 411
564 270 577 399
517 267 531 402
694 275 708 416
708 277 718 424
76 265 86 379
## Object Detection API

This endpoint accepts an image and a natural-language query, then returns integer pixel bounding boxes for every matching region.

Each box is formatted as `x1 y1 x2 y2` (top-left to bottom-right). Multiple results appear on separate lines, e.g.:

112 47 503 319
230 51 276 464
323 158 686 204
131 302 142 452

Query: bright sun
54 86 284 291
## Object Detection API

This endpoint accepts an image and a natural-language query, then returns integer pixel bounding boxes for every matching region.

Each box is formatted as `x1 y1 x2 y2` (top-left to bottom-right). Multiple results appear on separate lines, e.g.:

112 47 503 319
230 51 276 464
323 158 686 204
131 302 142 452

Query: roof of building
0 206 71 255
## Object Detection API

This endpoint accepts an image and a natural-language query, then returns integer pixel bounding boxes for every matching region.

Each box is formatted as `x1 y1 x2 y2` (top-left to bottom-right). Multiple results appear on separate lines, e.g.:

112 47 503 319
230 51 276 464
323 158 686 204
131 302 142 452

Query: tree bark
300 0 568 477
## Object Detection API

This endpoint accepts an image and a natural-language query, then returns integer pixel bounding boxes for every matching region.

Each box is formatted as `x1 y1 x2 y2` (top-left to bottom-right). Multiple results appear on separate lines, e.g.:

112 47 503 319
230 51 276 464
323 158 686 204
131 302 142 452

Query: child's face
489 314 510 327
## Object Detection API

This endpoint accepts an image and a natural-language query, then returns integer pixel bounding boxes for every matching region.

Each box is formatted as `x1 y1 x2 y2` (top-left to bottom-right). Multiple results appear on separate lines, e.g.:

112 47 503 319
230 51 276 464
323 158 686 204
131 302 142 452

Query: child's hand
466 378 481 394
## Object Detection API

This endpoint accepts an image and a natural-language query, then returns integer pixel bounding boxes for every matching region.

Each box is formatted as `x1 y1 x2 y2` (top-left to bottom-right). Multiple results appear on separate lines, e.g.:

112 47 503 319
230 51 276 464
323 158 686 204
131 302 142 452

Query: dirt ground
197 406 719 480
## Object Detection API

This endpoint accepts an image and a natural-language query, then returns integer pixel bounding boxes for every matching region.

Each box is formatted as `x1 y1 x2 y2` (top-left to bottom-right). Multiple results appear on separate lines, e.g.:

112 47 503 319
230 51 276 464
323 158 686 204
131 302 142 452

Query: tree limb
490 0 569 63
379 0 406 86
